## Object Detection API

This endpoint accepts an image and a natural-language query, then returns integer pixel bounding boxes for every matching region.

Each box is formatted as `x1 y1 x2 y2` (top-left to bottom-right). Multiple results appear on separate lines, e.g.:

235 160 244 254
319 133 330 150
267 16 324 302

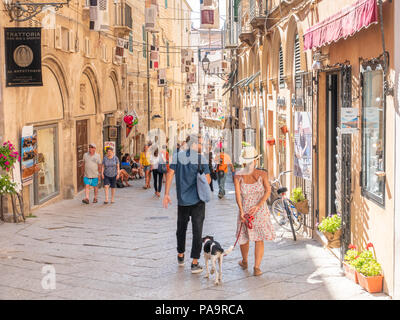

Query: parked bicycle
270 170 303 241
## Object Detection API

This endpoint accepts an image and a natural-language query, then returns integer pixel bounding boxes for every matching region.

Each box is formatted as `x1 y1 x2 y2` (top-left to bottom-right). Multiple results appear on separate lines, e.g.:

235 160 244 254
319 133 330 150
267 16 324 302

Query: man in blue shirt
163 134 211 274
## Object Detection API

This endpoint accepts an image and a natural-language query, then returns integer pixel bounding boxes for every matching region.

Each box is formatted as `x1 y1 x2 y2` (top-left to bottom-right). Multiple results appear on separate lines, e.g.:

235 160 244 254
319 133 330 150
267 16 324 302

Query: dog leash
233 214 254 248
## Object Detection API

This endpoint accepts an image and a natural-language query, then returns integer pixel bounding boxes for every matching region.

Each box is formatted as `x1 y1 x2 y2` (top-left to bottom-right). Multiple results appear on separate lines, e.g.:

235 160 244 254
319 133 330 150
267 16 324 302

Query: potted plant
290 187 309 214
317 214 342 248
343 244 360 283
354 243 383 293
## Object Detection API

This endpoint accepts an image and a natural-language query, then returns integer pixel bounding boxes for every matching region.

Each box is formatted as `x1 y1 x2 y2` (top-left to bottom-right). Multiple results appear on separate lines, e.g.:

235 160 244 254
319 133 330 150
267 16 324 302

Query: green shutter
142 25 147 58
234 0 241 22
166 41 170 67
165 0 168 8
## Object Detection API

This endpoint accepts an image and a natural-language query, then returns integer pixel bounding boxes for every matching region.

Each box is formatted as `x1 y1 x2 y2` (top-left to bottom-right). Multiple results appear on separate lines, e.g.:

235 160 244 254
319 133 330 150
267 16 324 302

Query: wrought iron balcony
113 1 133 37
238 9 255 46
250 0 267 31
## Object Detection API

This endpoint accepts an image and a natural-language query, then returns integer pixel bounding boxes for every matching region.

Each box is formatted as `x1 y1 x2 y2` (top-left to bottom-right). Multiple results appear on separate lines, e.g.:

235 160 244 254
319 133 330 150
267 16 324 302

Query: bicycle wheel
271 198 303 232
283 200 296 241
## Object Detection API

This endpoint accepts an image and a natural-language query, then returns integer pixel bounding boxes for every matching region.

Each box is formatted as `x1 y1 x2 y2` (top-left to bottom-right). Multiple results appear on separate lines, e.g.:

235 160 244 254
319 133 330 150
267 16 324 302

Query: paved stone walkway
0 178 390 300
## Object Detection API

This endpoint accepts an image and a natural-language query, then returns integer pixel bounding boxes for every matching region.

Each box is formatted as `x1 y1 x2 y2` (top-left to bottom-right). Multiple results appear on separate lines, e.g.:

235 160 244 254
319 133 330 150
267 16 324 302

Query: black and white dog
202 236 233 285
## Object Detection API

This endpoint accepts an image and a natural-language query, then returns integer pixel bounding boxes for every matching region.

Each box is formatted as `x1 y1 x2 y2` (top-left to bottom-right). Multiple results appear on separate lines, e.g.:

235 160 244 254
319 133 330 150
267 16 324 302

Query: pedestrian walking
233 146 276 277
208 146 217 192
82 143 102 204
215 148 235 199
150 148 166 197
102 147 120 204
163 134 211 274
140 144 151 189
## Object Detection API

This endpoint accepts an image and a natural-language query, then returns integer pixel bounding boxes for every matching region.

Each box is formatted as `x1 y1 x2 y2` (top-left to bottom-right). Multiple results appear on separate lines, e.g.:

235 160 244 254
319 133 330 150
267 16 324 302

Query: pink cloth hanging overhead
303 0 378 50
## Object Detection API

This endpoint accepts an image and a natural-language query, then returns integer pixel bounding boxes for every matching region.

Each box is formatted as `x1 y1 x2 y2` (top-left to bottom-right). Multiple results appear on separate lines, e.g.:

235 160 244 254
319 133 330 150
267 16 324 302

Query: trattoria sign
4 27 42 87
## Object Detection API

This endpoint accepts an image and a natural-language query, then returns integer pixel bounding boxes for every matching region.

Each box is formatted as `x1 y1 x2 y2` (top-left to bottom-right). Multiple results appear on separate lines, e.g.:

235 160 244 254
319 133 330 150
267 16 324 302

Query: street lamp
201 54 210 74
2 0 71 22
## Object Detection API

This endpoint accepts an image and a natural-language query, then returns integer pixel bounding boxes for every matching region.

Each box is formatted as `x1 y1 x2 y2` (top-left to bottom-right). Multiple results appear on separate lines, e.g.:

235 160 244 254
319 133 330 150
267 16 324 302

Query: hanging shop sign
145 0 158 32
21 125 38 186
124 110 138 137
158 69 166 87
341 107 359 134
5 27 42 87
200 0 220 29
294 112 312 181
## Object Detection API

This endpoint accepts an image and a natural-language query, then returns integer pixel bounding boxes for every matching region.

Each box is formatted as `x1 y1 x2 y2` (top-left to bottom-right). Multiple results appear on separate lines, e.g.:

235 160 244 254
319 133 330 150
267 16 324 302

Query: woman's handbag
197 154 211 203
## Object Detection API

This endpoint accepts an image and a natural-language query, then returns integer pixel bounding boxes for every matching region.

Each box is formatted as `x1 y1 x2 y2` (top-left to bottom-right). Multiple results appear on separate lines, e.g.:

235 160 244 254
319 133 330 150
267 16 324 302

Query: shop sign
294 112 312 181
341 108 359 134
5 27 42 87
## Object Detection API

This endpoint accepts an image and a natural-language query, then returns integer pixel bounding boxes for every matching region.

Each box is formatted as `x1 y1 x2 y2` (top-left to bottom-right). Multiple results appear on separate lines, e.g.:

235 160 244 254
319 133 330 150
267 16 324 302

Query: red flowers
366 242 374 249
348 244 357 250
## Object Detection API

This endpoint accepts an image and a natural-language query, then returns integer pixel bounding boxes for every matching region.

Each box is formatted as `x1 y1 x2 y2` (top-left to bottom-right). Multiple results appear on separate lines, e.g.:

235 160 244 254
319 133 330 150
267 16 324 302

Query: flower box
357 271 383 293
323 229 342 248
343 262 358 284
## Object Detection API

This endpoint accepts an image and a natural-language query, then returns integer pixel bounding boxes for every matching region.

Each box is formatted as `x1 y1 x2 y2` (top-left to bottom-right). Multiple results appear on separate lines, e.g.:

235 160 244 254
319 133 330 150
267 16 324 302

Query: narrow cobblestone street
0 179 389 300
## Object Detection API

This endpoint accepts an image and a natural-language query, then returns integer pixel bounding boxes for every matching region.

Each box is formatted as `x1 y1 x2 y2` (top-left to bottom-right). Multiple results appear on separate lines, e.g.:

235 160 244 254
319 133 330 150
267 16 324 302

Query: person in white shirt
82 143 102 204
150 148 166 197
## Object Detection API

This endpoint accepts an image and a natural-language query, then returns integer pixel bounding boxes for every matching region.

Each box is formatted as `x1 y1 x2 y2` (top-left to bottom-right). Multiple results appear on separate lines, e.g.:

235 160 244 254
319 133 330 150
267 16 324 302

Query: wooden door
76 120 88 191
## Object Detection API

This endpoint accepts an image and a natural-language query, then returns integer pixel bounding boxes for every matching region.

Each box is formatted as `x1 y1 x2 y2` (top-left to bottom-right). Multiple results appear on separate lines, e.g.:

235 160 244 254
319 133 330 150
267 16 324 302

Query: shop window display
361 67 385 205
34 125 59 204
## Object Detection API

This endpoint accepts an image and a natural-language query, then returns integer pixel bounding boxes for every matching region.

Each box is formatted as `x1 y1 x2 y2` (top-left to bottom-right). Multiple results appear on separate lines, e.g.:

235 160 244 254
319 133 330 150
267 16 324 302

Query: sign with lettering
5 27 42 87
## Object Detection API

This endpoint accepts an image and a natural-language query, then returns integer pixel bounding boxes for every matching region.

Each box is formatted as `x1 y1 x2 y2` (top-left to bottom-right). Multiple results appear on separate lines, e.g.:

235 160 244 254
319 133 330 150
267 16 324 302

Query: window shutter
166 41 170 67
294 33 301 88
142 25 147 58
165 0 168 8
279 45 284 88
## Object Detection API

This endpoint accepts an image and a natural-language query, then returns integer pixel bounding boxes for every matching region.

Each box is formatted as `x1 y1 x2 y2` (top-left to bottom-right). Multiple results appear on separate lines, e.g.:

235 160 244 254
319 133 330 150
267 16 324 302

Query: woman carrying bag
150 148 166 198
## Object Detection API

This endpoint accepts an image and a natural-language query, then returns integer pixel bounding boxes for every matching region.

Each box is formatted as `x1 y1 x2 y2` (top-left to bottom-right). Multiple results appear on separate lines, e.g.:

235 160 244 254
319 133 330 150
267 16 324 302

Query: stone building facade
0 0 192 211
225 0 397 296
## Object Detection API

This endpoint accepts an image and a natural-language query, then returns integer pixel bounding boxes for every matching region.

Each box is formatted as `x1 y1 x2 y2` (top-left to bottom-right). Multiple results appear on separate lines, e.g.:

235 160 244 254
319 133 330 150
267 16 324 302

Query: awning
303 0 378 50
242 71 260 87
232 76 250 89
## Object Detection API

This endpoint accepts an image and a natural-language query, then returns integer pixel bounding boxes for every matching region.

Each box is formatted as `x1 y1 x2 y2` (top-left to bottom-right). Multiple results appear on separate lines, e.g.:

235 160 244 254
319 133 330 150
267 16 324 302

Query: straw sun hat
239 145 261 164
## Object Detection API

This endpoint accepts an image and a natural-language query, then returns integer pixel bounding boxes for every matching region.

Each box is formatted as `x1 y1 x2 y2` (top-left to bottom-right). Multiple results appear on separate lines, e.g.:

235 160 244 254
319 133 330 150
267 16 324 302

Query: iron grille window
279 45 285 88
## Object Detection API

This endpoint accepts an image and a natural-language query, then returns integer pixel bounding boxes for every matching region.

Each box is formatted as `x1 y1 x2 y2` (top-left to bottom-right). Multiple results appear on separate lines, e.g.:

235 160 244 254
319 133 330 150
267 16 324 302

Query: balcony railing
239 9 255 46
114 1 133 36
250 0 267 30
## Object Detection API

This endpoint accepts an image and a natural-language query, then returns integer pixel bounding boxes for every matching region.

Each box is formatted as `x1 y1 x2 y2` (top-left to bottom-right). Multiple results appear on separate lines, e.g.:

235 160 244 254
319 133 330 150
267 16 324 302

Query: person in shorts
140 144 151 189
82 143 102 204
102 147 120 204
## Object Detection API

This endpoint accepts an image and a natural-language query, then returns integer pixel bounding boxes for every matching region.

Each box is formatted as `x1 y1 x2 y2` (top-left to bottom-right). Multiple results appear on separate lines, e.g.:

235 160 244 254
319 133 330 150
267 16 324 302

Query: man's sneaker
177 254 185 266
191 263 203 274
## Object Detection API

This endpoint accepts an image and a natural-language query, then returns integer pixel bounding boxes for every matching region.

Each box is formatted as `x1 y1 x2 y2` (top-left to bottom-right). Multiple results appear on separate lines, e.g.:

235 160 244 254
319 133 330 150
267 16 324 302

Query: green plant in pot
290 187 309 214
352 243 383 293
317 214 342 248
343 244 360 283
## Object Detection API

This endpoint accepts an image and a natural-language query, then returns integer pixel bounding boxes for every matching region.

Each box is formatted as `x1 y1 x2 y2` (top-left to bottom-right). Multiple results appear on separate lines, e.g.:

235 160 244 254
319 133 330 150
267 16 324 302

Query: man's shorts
103 175 117 188
83 177 99 187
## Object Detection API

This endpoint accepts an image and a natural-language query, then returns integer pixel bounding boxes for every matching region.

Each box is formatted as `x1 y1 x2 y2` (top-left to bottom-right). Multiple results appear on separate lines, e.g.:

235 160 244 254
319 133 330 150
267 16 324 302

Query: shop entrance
326 73 339 216
76 119 88 192
325 66 353 261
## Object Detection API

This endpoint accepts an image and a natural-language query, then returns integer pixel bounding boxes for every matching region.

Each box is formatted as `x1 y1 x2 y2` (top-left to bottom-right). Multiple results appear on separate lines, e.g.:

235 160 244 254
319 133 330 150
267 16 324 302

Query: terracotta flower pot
343 262 358 284
323 229 342 248
357 272 383 293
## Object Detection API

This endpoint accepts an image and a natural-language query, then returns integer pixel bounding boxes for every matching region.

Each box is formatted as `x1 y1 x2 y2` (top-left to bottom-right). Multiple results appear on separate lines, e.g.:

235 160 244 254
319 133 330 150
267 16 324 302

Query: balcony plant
343 244 360 283
317 214 342 248
353 243 383 293
290 187 309 214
